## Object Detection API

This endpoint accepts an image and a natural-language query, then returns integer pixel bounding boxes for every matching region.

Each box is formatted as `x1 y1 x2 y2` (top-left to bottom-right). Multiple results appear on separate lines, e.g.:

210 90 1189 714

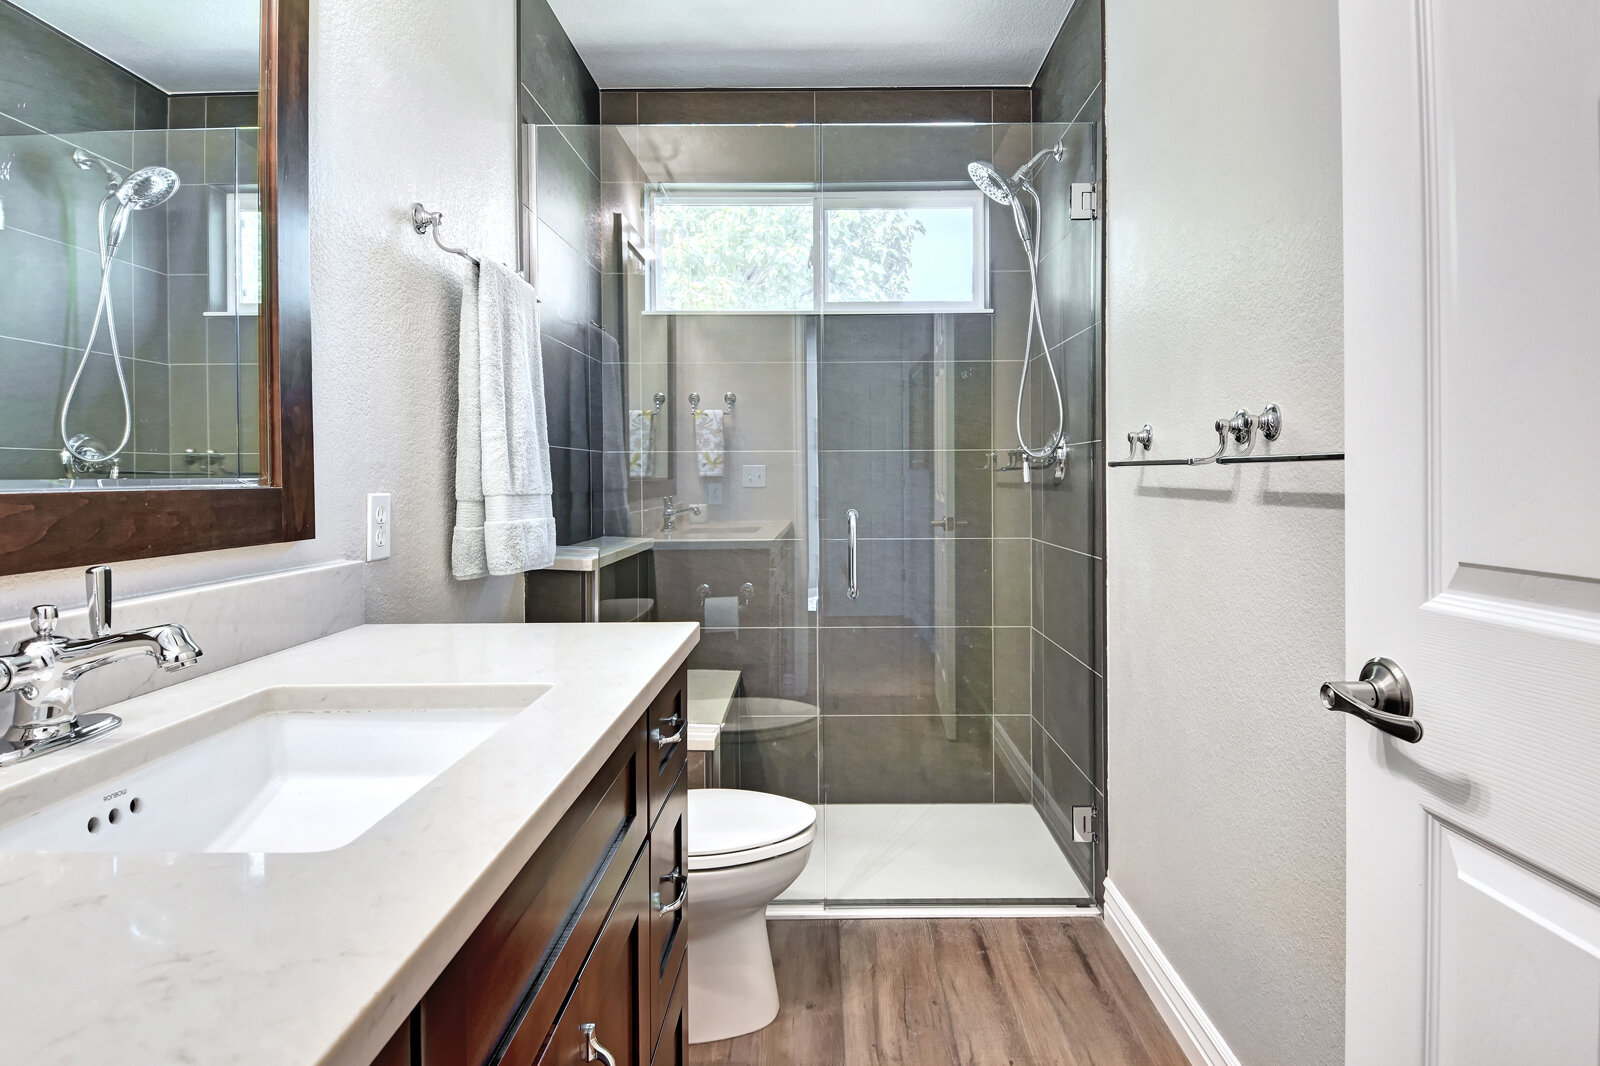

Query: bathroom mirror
0 0 313 574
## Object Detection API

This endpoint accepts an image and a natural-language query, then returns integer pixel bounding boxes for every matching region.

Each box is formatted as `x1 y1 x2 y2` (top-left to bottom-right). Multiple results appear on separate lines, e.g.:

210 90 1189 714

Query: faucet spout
58 624 202 679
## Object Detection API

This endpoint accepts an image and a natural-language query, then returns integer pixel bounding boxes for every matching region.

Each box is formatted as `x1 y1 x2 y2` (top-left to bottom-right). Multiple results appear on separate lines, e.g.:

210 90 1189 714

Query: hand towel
628 410 656 478
696 408 725 477
452 257 556 578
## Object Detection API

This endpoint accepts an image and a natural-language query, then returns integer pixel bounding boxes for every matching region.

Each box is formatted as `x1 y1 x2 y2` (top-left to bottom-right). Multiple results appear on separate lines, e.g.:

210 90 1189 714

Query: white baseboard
768 902 1099 920
1102 878 1242 1066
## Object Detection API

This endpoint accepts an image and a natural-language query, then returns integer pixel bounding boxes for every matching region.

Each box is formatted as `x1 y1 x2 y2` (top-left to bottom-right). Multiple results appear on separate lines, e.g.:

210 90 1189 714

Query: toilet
686 788 816 1044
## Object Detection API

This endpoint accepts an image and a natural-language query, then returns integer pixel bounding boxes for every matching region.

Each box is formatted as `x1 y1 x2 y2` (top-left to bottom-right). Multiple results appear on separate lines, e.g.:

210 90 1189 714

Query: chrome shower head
115 166 180 210
104 167 180 256
967 160 1015 205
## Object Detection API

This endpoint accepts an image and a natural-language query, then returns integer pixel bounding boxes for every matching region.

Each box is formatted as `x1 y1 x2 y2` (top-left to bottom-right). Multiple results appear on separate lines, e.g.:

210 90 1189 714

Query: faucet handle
86 566 111 638
30 604 58 638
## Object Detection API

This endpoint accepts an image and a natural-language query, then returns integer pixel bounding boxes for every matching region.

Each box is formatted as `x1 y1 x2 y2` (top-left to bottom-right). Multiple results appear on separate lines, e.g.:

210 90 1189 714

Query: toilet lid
688 789 817 857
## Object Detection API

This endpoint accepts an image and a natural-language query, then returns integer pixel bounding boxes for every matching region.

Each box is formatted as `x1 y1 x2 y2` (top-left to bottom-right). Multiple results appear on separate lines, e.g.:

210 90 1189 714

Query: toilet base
687 901 780 1043
685 841 813 1044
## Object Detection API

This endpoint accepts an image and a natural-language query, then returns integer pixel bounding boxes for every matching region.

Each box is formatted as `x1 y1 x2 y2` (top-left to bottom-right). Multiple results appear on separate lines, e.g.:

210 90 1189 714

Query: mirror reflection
0 0 262 488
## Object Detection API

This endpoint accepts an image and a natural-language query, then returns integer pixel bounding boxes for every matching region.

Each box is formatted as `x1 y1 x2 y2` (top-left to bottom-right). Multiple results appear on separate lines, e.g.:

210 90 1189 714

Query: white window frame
644 185 989 315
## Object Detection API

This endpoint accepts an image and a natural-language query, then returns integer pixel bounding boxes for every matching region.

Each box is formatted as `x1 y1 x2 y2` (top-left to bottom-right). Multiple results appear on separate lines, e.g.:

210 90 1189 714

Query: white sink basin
0 682 547 854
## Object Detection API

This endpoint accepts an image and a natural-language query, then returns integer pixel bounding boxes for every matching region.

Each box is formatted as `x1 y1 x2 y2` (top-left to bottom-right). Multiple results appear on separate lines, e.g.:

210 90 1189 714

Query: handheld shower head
105 167 180 255
967 161 1015 206
115 166 181 210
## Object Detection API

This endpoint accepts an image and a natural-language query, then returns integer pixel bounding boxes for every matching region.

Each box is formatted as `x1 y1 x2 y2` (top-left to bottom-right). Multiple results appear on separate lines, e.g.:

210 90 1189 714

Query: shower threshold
768 802 1093 914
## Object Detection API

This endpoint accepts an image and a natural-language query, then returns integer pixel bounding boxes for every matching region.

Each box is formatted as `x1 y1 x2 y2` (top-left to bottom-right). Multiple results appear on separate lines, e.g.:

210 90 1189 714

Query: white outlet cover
742 464 767 488
366 492 392 561
706 482 725 506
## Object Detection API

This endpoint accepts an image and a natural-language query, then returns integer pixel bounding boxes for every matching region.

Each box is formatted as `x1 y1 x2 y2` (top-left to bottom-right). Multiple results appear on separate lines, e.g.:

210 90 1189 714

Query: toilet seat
688 789 816 872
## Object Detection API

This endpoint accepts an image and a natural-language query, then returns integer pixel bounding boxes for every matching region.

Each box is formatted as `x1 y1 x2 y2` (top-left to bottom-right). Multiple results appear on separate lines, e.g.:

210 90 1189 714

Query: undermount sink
0 682 547 854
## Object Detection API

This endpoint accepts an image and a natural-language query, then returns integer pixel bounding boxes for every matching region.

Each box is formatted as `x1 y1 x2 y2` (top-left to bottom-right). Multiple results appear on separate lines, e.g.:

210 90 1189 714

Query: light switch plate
366 492 391 561
742 465 766 488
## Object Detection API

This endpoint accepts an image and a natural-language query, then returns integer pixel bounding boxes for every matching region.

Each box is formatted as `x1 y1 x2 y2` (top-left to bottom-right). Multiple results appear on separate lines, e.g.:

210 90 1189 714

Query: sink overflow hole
107 808 121 825
129 797 142 814
86 817 100 833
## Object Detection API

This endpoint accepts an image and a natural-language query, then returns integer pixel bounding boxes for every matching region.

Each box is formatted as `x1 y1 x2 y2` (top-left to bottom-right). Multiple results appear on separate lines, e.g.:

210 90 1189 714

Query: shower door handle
846 508 860 599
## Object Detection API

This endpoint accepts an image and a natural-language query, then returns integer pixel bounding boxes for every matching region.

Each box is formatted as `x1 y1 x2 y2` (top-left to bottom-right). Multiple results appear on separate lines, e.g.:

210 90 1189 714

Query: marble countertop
0 622 698 1066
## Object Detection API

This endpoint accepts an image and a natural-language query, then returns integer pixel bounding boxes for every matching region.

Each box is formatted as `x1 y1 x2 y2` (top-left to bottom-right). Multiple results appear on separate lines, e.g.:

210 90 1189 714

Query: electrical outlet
742 464 766 488
366 492 391 561
706 482 725 506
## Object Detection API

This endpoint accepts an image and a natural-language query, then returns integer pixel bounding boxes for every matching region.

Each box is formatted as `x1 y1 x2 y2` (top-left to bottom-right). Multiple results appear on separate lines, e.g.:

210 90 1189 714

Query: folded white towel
452 257 556 578
696 408 725 477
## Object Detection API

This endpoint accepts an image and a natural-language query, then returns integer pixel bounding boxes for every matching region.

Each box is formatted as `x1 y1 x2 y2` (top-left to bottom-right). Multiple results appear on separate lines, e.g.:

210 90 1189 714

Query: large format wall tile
823 715 993 804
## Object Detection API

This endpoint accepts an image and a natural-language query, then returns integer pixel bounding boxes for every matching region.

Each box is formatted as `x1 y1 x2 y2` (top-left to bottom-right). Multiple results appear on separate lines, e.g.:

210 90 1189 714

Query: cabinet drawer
532 854 651 1066
420 718 646 1066
650 956 687 1066
646 667 687 828
647 771 688 1053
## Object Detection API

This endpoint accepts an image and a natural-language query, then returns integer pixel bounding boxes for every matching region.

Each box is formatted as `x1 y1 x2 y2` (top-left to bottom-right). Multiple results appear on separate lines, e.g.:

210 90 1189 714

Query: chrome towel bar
1109 405 1344 467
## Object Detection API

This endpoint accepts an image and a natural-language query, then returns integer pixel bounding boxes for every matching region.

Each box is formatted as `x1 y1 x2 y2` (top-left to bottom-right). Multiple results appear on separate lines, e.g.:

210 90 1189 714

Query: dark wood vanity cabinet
383 664 689 1066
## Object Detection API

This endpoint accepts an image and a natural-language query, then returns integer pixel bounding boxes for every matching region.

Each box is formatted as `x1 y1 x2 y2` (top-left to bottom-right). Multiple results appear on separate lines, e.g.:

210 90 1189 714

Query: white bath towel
452 257 556 578
628 410 656 478
695 408 725 477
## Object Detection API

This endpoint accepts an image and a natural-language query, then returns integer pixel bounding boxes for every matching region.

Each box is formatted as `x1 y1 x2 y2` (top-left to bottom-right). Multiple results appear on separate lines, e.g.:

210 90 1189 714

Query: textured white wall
0 0 522 627
1103 1 1347 1064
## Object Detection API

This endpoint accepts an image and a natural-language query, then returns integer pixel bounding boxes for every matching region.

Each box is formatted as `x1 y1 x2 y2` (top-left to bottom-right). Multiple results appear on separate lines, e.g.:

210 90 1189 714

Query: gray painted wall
1104 0 1347 1062
0 0 526 626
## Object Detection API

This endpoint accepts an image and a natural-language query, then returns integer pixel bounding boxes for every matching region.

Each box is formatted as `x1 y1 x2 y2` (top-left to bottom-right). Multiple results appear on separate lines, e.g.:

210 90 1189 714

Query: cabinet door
534 855 650 1066
646 667 687 828
650 957 687 1066
648 771 688 1054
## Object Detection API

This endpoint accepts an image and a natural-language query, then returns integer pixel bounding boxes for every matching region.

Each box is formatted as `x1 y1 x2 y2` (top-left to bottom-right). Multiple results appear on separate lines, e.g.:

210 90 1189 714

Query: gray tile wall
1029 0 1106 891
0 0 166 478
520 0 603 543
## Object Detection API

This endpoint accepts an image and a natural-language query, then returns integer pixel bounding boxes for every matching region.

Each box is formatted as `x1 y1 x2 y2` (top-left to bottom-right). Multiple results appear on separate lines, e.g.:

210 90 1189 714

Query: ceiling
16 0 259 94
546 0 1073 89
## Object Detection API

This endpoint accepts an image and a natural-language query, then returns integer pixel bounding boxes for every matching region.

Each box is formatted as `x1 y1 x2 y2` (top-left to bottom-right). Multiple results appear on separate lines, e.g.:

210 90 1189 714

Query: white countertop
0 622 698 1066
686 668 741 750
546 536 655 572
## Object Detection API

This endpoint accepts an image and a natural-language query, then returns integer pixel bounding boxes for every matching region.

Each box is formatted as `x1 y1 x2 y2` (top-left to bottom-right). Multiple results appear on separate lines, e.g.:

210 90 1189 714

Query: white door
1340 0 1600 1062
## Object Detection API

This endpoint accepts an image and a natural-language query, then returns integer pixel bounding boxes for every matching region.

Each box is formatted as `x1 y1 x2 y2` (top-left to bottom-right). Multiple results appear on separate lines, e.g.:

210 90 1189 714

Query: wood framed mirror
0 0 312 576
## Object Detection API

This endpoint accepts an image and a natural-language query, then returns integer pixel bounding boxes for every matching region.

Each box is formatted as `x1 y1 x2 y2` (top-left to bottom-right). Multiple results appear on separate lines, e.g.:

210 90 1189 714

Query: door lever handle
1321 657 1422 743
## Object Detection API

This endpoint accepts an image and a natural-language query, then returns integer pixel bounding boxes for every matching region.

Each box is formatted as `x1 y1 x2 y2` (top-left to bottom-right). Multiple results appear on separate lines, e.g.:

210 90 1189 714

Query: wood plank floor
689 919 1189 1066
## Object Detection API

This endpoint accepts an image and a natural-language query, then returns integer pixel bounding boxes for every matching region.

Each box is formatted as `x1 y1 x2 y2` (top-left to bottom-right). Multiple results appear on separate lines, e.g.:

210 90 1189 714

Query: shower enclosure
532 118 1103 907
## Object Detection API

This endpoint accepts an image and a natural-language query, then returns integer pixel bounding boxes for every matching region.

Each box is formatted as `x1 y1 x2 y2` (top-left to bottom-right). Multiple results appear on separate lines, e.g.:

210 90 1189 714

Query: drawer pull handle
580 1023 617 1066
657 867 688 914
653 712 685 750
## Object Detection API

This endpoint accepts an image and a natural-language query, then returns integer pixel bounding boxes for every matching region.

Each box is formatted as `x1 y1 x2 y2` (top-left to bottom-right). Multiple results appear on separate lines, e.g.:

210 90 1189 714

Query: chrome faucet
0 566 202 767
660 495 702 534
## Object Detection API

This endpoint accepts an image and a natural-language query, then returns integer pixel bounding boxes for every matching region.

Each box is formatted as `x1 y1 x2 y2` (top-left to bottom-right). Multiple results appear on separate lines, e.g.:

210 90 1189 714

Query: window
647 187 986 314
207 190 261 318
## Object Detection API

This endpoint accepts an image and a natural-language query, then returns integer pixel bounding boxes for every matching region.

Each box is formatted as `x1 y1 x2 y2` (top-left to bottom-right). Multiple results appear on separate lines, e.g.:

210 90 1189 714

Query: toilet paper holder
697 582 755 613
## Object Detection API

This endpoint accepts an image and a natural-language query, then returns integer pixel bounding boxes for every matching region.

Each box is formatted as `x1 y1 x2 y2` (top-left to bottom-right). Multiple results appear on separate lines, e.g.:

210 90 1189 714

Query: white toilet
686 788 816 1044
